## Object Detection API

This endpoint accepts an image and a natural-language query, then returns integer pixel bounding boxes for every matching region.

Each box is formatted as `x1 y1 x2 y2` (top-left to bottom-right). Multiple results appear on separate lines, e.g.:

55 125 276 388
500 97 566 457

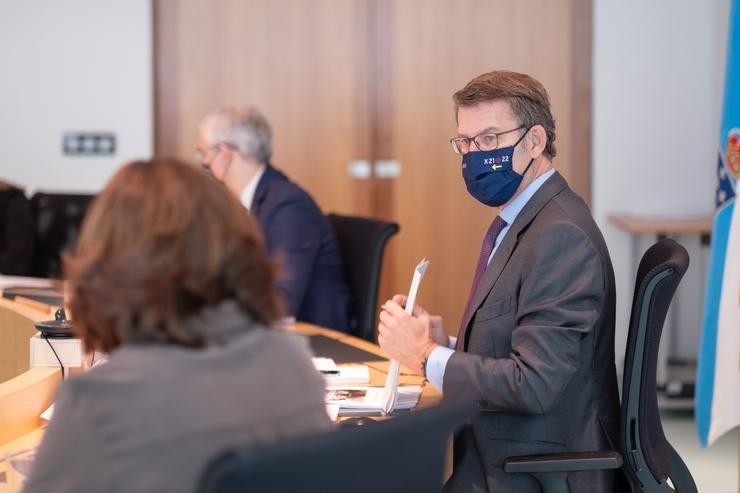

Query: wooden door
379 0 592 333
155 0 374 216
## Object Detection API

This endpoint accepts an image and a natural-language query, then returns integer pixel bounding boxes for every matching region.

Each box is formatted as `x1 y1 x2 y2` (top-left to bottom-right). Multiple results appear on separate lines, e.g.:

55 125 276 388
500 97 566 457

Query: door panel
155 0 373 216
383 0 588 333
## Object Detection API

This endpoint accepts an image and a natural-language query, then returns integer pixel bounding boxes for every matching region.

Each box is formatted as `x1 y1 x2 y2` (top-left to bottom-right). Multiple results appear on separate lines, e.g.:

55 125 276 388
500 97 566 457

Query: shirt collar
240 165 267 211
499 169 555 225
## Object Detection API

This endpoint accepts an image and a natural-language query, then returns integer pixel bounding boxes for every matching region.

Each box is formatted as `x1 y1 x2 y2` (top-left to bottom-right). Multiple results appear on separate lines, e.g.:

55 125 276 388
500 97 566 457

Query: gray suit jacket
24 302 331 493
444 172 621 492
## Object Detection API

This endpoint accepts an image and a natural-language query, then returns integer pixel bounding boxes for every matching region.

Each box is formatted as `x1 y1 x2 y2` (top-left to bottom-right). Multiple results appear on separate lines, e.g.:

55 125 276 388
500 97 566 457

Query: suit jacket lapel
460 171 568 332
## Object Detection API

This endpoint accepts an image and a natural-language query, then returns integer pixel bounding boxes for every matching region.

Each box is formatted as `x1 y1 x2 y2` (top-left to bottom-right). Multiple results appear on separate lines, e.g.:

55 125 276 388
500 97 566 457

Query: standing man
197 106 351 332
378 71 621 492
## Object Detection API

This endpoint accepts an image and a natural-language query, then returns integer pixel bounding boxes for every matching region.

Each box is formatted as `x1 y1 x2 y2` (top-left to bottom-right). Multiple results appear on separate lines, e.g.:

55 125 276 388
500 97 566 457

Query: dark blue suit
252 165 351 332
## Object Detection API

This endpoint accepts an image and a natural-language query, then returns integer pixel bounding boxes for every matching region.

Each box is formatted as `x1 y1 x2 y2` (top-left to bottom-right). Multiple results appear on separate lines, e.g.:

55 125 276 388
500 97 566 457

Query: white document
312 357 338 373
0 275 56 290
325 403 340 422
40 404 54 421
312 357 371 386
326 385 422 414
380 258 429 415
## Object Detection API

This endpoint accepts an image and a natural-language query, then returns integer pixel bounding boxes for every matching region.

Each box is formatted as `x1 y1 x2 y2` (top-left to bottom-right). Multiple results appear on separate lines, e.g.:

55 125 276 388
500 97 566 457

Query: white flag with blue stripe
696 0 740 448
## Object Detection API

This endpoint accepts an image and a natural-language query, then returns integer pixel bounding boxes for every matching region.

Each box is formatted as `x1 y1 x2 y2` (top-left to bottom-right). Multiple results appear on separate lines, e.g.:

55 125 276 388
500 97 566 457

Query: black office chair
326 213 399 341
30 192 95 278
199 397 476 493
503 239 697 493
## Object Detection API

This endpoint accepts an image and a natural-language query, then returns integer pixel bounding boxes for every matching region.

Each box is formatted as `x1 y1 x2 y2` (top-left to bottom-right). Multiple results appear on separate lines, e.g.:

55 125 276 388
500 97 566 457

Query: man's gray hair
199 106 272 164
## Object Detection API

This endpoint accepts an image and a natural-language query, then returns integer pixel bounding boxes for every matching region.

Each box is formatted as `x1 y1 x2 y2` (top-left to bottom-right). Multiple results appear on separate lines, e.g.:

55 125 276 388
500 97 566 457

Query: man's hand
377 297 446 376
390 294 450 347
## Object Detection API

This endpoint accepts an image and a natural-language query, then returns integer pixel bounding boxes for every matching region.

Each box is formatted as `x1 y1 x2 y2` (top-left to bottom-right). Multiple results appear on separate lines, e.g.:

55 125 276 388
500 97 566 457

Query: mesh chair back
199 398 476 493
30 193 95 278
620 239 696 492
326 213 399 341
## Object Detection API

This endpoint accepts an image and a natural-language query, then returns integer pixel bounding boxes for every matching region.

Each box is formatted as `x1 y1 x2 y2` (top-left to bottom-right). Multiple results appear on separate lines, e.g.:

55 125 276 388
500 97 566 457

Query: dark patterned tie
456 216 508 351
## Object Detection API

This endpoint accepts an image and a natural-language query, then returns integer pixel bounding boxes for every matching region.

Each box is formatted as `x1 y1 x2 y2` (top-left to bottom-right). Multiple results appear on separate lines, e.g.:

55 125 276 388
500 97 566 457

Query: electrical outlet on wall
63 132 116 156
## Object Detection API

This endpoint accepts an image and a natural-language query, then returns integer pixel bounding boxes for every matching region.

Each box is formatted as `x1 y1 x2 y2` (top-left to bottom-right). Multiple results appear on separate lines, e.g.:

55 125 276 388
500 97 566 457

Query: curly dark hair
65 158 282 353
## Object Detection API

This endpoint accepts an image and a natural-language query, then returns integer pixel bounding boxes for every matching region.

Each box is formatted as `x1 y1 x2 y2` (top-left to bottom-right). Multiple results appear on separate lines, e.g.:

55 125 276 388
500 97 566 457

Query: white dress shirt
239 165 267 211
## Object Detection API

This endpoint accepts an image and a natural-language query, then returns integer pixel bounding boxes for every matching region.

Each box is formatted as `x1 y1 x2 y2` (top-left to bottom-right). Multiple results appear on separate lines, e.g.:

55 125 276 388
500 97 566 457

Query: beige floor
662 410 738 493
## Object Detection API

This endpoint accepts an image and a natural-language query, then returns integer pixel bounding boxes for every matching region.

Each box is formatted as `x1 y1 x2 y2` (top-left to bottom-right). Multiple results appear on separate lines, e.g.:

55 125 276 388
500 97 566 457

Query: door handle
347 160 372 179
374 160 401 179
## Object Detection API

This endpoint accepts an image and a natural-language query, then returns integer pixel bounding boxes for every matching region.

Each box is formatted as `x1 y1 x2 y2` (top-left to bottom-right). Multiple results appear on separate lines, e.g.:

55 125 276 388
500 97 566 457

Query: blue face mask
461 130 534 207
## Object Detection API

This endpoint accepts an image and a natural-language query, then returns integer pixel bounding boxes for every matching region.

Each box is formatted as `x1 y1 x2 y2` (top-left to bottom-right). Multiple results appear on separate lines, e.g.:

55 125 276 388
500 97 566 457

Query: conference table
0 293 441 491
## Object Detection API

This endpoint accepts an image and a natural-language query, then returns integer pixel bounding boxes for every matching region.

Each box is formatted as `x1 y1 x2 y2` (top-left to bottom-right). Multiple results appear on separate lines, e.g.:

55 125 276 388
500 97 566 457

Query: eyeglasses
194 142 238 165
449 126 525 155
194 146 220 174
193 148 208 164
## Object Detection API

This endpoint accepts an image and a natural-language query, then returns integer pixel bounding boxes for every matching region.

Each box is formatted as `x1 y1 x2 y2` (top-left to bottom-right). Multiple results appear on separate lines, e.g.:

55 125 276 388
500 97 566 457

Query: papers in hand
326 386 422 414
381 258 429 415
312 357 370 386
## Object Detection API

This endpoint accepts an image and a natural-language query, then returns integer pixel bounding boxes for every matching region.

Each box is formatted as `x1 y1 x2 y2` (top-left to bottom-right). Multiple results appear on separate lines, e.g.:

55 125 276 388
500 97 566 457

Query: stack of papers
326 386 422 414
311 357 370 386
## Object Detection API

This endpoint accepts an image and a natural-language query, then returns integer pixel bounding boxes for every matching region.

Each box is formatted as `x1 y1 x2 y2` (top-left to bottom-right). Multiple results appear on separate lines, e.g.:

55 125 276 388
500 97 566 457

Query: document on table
0 275 56 290
326 385 422 414
312 357 370 385
40 404 54 421
380 258 429 415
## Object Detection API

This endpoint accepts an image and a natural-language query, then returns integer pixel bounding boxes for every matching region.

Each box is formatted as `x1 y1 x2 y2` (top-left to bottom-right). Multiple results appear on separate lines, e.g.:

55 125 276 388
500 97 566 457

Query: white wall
593 0 731 370
0 0 152 194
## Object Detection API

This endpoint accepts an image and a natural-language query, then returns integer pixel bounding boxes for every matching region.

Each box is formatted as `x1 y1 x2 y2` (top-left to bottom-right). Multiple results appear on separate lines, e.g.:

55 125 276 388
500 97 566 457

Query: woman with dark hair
24 158 330 493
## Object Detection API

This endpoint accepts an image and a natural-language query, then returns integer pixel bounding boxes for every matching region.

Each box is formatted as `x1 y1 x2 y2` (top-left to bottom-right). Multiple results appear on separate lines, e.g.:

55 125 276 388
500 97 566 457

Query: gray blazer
24 302 331 493
444 172 622 492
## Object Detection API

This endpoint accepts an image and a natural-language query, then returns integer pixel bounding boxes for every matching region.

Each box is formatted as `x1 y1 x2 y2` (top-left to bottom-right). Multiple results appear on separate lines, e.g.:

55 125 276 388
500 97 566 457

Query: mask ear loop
520 158 535 178
514 125 536 178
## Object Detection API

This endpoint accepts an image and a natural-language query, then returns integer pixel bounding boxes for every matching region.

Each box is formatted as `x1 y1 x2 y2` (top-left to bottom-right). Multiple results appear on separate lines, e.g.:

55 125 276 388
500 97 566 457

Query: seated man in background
24 158 331 493
0 180 35 275
197 106 351 332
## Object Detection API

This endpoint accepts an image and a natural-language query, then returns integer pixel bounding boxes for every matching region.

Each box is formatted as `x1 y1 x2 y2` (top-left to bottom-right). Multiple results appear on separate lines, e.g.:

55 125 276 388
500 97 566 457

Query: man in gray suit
378 70 621 492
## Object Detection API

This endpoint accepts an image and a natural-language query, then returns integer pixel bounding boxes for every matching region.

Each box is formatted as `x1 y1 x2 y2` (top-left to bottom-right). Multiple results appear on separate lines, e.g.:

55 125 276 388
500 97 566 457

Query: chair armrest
504 450 623 474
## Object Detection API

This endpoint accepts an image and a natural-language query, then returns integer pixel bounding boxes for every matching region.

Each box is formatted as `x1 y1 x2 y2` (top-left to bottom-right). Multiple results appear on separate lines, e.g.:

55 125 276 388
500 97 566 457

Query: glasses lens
474 134 498 151
450 138 469 155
